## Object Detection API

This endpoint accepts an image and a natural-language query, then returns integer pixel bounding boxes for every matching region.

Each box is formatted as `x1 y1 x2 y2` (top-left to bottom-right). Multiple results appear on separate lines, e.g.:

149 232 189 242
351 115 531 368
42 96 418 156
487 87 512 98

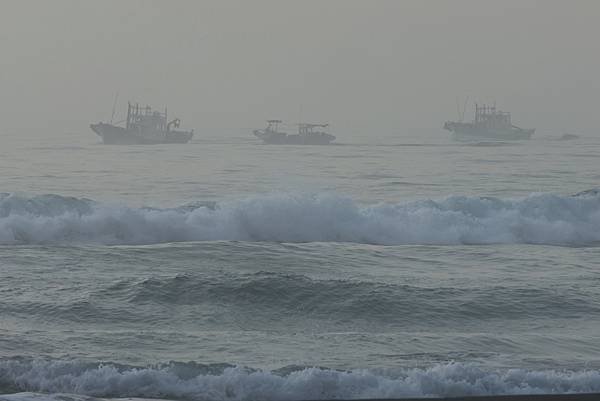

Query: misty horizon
1 0 599 140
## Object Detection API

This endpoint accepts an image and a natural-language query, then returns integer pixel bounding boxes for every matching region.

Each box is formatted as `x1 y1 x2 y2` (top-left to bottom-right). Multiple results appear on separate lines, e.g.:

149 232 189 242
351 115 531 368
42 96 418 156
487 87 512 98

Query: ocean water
1 132 600 400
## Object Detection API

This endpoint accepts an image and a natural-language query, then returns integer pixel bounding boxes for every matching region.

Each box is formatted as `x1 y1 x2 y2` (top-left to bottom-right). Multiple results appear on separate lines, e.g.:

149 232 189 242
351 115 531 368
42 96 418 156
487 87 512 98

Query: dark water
1 134 600 400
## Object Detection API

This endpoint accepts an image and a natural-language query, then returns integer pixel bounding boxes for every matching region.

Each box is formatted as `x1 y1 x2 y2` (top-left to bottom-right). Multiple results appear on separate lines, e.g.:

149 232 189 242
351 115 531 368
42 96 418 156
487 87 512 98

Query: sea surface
1 131 600 400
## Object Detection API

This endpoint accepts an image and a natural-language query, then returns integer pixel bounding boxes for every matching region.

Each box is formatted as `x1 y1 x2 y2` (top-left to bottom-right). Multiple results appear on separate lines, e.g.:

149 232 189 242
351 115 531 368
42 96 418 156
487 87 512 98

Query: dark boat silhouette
444 104 534 141
253 120 335 145
91 102 193 144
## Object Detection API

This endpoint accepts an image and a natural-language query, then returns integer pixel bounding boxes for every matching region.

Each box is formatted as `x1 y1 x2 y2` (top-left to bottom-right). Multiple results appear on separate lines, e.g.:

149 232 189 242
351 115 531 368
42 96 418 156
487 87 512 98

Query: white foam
1 361 600 401
1 191 599 246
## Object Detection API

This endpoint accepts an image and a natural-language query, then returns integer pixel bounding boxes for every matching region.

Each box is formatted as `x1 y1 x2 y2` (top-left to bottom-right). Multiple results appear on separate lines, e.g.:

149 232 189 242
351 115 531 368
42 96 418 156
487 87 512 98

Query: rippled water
1 132 600 400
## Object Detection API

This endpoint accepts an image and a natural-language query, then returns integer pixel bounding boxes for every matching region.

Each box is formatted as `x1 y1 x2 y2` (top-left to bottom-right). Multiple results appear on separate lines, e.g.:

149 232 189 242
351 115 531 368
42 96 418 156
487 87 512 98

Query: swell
1 190 600 246
3 272 599 325
118 273 600 321
2 358 600 400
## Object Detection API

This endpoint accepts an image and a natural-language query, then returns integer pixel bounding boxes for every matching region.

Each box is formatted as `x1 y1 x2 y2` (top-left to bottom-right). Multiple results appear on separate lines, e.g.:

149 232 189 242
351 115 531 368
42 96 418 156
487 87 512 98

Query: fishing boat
253 120 335 145
444 104 534 140
91 102 193 144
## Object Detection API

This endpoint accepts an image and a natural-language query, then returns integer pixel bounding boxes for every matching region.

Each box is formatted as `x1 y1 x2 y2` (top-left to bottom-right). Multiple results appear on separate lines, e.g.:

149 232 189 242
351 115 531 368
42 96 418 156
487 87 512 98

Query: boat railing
298 123 329 135
126 102 168 131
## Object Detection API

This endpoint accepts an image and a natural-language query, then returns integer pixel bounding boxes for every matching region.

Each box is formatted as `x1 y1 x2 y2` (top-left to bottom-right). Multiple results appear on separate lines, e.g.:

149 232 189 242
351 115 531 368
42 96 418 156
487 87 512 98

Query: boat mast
110 92 119 124
126 102 131 130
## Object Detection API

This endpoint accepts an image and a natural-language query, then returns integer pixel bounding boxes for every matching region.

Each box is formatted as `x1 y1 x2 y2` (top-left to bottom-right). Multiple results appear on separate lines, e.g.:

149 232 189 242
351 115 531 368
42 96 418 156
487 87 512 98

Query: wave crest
1 359 600 400
1 191 599 246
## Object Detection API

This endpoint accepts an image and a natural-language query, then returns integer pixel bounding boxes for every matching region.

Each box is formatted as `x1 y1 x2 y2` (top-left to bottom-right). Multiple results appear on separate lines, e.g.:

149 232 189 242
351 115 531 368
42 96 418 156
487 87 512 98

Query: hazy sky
1 0 599 139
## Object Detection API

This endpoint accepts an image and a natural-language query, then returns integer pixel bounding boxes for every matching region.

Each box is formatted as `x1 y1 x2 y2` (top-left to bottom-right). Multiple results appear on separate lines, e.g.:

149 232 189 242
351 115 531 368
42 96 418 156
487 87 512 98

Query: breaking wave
1 358 600 400
1 190 600 246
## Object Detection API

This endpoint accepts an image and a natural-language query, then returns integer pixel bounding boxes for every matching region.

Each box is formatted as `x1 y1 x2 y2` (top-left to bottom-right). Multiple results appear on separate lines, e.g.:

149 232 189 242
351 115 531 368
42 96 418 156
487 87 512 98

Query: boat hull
90 123 193 144
253 130 335 145
444 122 534 141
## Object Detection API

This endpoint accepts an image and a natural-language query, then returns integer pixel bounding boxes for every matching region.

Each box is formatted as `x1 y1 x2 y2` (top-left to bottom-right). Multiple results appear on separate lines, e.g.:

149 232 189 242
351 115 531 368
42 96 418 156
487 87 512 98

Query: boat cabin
126 102 172 132
265 120 283 133
298 123 329 136
475 104 512 129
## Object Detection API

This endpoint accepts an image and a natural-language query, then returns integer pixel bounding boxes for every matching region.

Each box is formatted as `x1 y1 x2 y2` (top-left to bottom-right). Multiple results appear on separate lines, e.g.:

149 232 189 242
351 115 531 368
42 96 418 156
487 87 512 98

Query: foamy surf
2 360 600 401
1 191 599 246
3 394 600 401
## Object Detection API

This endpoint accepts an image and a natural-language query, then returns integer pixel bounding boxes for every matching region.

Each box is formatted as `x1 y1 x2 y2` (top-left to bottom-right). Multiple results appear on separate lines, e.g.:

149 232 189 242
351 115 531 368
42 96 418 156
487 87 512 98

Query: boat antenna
456 97 460 121
110 92 119 124
461 96 469 122
456 96 469 122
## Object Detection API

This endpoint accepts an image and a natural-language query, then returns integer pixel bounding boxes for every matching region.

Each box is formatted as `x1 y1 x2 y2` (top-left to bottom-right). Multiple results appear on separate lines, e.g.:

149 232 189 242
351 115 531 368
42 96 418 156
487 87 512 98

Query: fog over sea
1 131 600 400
